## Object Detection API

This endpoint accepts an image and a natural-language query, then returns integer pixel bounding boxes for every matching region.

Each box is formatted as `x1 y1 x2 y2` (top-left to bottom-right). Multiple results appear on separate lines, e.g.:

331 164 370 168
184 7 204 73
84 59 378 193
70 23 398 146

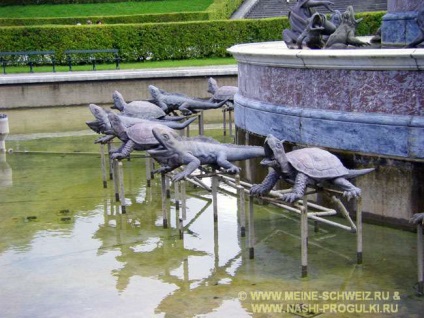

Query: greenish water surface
0 135 422 317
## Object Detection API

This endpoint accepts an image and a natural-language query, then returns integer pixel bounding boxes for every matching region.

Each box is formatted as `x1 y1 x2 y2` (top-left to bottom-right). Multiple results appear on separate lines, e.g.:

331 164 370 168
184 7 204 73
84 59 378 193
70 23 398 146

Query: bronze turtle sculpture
108 112 179 160
207 77 238 108
250 134 374 202
86 104 196 144
112 90 184 121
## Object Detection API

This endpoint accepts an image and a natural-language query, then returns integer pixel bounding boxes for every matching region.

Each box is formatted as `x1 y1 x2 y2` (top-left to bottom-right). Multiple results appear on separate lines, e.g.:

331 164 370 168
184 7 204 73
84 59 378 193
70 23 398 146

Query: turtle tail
345 168 375 179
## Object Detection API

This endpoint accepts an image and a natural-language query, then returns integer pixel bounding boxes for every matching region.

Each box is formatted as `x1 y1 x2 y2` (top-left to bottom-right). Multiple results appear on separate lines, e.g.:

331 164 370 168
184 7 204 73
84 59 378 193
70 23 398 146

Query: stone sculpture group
86 77 374 203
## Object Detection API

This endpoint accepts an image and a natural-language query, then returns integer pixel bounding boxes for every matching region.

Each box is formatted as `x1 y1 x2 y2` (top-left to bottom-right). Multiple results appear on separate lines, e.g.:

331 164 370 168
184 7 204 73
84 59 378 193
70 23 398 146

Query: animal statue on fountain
112 90 185 121
283 0 336 49
106 112 186 160
148 85 229 116
250 135 374 203
325 6 369 49
207 77 238 109
148 127 265 181
296 12 327 49
86 104 196 144
405 9 424 48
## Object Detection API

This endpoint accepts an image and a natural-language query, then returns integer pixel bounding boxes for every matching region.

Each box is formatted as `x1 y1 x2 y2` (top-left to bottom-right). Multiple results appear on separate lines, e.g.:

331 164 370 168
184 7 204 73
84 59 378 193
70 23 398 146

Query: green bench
64 49 120 71
0 51 56 74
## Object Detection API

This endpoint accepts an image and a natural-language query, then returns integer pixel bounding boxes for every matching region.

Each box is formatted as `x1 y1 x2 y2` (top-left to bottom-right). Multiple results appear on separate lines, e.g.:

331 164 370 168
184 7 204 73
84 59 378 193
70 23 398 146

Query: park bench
64 49 120 71
0 51 56 74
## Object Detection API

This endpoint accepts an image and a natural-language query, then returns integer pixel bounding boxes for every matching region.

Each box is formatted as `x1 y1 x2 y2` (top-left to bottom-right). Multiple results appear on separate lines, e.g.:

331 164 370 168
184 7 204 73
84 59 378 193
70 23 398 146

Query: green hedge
0 0 159 6
0 18 287 63
0 11 383 65
207 0 244 20
355 11 385 36
0 12 210 26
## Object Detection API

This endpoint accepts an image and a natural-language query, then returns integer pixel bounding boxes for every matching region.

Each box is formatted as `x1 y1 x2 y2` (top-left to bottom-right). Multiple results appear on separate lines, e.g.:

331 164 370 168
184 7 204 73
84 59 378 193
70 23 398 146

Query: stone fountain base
228 41 424 226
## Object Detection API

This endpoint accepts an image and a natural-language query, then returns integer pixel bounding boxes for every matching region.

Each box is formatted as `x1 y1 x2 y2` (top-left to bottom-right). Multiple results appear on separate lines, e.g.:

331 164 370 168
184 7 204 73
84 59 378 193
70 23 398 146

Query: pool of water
0 135 422 317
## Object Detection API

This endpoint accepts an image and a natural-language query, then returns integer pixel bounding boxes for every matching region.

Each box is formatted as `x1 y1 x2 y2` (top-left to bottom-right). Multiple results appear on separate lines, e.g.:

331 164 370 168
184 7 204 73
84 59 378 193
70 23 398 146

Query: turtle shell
123 101 166 119
127 122 173 146
286 148 349 179
213 86 238 102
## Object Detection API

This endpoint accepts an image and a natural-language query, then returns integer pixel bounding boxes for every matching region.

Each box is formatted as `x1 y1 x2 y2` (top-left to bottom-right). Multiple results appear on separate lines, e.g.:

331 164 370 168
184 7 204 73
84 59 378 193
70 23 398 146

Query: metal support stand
212 174 219 222
161 173 168 228
146 155 152 187
165 175 171 199
198 111 204 135
174 180 180 210
100 144 107 188
112 159 119 202
223 109 227 136
181 179 187 221
236 175 246 237
418 222 423 295
107 143 113 180
356 197 363 264
301 196 308 278
117 161 126 213
228 109 233 137
248 195 255 259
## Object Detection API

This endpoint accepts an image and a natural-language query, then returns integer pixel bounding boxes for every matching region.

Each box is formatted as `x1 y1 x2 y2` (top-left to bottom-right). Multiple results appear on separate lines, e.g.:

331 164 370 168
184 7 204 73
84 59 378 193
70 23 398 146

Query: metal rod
181 179 187 221
117 161 126 213
112 159 119 202
165 174 171 199
146 155 151 187
331 195 357 232
212 174 218 222
100 144 107 188
107 143 113 180
199 111 204 135
238 185 246 237
228 109 233 137
174 180 180 210
417 223 423 295
248 195 255 259
161 173 168 228
356 196 363 264
301 196 308 278
223 109 227 136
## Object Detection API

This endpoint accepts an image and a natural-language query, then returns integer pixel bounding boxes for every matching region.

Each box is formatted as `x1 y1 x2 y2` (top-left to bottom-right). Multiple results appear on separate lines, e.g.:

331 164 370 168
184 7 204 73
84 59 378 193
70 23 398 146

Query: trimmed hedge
0 12 210 26
0 18 288 63
0 0 159 6
0 11 383 66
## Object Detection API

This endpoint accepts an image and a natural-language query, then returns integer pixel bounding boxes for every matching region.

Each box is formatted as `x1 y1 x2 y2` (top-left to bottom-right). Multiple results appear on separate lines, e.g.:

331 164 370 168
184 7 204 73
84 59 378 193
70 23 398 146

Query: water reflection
0 150 422 317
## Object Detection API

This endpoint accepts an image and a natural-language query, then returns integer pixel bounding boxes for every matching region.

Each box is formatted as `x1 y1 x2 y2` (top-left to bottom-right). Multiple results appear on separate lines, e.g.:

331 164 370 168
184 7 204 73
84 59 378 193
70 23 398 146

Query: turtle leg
111 140 135 160
332 177 361 201
250 170 280 196
280 172 309 203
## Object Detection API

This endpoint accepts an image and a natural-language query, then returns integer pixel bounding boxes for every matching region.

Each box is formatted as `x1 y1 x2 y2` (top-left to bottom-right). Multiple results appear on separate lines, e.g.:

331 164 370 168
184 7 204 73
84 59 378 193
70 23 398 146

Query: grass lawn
0 0 213 18
1 57 236 74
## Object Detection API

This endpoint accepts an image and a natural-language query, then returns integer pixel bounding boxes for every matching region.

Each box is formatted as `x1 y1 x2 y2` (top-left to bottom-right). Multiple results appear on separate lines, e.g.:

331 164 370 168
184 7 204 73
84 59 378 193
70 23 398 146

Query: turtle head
111 91 124 111
207 77 218 95
87 104 111 134
86 120 102 134
108 112 128 140
262 134 291 174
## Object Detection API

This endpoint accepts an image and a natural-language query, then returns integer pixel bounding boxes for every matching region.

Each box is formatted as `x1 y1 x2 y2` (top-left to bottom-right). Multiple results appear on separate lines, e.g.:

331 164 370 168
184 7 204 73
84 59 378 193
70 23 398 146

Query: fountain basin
228 42 424 224
228 42 424 159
